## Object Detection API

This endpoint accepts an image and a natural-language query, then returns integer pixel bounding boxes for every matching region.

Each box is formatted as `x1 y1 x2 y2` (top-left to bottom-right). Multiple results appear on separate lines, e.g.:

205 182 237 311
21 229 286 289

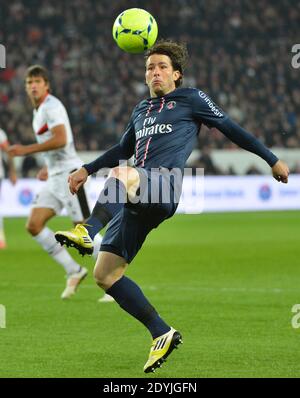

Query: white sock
33 227 81 275
92 233 103 260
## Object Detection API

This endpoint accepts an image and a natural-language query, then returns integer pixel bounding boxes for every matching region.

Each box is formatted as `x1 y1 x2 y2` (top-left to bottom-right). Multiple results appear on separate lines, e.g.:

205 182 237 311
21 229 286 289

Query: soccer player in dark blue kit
55 40 289 373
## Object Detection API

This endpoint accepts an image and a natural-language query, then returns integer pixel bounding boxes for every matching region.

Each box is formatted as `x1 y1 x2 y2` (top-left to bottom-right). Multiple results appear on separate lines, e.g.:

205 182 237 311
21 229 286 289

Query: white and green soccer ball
112 8 158 54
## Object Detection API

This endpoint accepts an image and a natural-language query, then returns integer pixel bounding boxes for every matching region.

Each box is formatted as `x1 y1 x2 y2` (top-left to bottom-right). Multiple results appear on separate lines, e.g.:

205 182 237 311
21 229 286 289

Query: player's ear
173 70 181 84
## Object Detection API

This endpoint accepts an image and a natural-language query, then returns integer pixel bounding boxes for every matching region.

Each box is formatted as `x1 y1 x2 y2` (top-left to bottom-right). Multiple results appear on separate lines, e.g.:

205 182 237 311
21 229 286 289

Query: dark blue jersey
84 87 278 174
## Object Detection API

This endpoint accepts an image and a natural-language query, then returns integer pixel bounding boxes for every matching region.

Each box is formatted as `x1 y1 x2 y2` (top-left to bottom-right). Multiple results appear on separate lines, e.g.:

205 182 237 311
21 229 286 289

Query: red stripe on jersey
135 139 140 164
141 137 152 167
37 124 49 135
146 100 153 116
158 97 165 113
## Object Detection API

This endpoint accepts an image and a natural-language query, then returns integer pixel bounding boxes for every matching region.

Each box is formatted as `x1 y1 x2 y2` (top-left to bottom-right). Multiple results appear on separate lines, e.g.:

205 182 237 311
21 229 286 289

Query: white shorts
32 171 90 222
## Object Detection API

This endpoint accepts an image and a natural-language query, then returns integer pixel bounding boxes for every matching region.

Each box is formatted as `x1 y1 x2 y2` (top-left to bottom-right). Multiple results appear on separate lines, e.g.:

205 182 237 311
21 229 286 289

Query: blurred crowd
0 0 299 175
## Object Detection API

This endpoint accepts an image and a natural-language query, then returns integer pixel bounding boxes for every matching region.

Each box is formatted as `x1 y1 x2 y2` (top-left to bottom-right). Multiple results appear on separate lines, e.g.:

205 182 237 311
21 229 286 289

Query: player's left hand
7 144 29 157
272 160 289 183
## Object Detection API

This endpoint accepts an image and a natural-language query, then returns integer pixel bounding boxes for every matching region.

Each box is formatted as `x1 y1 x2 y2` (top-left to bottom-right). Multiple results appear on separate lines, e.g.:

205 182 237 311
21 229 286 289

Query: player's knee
109 166 136 183
93 265 120 291
26 220 43 236
109 166 126 181
93 267 108 289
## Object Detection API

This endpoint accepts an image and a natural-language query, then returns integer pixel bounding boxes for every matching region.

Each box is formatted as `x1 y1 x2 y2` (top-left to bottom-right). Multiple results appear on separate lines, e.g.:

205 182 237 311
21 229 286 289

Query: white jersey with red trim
32 94 82 176
0 128 8 179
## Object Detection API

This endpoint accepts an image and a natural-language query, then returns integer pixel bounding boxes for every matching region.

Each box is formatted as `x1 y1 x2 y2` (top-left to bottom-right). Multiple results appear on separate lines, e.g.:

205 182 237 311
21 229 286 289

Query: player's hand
9 171 17 185
272 160 289 183
37 167 48 181
68 167 88 195
7 144 29 157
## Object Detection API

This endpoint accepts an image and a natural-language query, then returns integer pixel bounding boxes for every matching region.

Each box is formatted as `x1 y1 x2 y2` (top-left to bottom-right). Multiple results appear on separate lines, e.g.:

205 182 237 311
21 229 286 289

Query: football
112 8 158 54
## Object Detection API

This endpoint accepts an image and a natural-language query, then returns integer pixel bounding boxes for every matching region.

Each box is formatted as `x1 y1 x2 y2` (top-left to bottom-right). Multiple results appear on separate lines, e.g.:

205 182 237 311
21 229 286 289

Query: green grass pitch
0 211 300 378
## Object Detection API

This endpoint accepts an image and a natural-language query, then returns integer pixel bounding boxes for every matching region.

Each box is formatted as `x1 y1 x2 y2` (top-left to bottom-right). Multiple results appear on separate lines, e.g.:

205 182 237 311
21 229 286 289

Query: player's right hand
68 167 88 195
272 159 289 184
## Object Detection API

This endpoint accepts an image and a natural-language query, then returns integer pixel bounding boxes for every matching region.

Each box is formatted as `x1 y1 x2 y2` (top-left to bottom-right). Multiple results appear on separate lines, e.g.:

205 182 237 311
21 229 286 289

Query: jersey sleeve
191 89 278 167
83 112 136 175
191 89 228 127
44 103 66 129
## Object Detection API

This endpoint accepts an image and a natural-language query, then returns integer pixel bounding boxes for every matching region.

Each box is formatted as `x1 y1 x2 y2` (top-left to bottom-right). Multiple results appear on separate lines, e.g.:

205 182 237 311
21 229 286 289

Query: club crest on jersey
166 101 176 110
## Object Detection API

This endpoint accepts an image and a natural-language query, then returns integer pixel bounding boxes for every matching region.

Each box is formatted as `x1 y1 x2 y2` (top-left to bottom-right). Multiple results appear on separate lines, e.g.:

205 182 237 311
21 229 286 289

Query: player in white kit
0 128 17 248
8 65 110 300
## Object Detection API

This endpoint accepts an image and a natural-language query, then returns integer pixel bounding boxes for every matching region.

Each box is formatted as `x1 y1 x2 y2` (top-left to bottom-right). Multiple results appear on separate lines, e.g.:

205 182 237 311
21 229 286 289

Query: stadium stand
0 0 299 175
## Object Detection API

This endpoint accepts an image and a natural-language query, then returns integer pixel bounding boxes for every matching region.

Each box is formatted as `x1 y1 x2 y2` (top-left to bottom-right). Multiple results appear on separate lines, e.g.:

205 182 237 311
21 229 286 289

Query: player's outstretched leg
55 176 127 256
95 251 182 373
143 327 183 373
105 275 182 372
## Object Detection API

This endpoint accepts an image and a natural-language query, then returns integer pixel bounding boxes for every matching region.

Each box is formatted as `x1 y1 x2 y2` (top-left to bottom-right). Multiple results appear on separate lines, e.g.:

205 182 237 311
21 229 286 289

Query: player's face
25 76 49 105
145 54 181 97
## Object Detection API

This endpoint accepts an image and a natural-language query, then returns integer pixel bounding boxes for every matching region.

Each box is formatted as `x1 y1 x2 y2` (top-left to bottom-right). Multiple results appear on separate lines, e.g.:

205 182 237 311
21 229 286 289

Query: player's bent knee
93 264 124 290
109 166 137 183
109 167 125 181
93 268 111 290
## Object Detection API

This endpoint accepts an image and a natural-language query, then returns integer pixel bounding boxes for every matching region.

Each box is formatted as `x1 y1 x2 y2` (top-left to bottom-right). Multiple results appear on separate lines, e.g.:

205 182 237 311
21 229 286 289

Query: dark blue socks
106 276 171 339
85 177 126 239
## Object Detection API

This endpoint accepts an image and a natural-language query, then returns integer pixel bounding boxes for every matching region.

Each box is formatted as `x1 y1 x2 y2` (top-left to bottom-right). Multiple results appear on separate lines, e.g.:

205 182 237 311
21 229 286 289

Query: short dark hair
25 65 50 89
145 40 188 87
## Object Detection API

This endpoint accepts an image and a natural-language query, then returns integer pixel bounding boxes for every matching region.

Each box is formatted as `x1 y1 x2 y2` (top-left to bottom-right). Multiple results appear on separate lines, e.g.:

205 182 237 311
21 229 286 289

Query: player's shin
85 178 126 238
106 275 170 339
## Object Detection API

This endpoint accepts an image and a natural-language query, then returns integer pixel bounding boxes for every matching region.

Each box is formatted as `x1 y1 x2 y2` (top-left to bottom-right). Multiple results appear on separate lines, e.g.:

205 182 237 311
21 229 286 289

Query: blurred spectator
191 148 221 175
0 0 299 162
245 164 263 175
290 161 300 174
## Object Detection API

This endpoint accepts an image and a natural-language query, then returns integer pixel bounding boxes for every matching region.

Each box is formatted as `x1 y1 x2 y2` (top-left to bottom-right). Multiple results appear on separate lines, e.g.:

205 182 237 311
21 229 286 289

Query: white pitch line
0 282 292 294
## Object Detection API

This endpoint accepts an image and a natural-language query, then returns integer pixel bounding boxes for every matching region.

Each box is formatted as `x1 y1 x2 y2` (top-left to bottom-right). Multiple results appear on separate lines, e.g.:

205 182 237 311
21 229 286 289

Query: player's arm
1 141 17 184
7 124 67 157
68 119 136 195
192 90 289 183
215 118 289 183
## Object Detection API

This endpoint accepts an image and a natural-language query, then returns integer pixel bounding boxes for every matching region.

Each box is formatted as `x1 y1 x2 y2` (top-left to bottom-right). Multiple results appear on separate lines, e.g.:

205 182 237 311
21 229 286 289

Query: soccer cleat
98 293 115 303
61 267 88 299
55 224 93 256
143 327 183 373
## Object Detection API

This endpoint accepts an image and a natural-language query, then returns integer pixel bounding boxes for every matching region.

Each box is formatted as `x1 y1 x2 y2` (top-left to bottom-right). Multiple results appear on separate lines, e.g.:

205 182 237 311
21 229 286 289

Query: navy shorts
100 167 181 263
